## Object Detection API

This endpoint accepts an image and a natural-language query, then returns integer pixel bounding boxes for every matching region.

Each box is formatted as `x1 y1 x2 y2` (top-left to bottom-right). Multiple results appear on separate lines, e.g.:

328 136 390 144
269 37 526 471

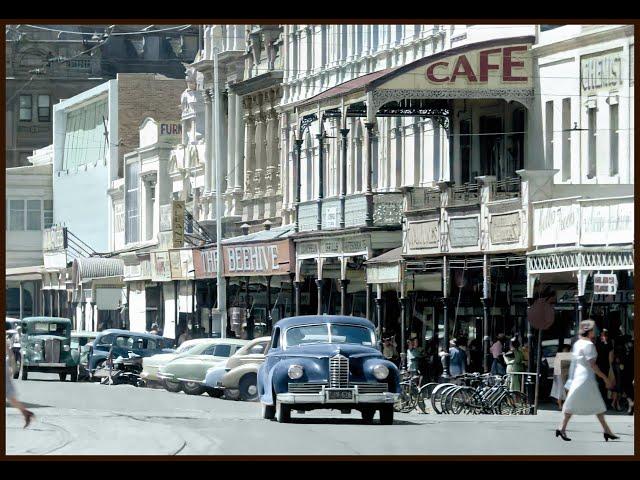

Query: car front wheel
361 408 375 424
59 373 67 381
239 373 259 401
183 381 205 396
70 368 78 383
380 405 394 425
276 400 291 423
262 403 276 420
163 379 183 393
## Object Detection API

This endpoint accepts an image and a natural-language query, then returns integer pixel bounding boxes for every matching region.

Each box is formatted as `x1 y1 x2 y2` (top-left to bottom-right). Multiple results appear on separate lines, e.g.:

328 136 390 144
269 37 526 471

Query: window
610 103 619 176
214 344 232 357
545 101 554 168
460 119 471 183
63 99 108 170
38 95 50 122
19 95 32 121
562 98 571 181
125 161 140 244
587 106 597 178
9 200 25 231
43 200 53 229
26 200 42 230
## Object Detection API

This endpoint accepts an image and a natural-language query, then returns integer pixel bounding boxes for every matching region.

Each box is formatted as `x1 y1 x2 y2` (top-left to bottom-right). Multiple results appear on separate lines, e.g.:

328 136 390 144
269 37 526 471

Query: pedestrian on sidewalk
504 338 525 392
555 320 619 442
5 343 34 428
596 328 614 408
490 334 507 375
550 345 572 410
448 339 467 377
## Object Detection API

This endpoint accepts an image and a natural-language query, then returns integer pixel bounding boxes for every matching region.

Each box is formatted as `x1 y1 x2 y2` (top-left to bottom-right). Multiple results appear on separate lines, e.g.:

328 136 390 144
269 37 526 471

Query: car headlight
33 343 42 352
288 364 304 380
63 345 70 352
372 364 389 380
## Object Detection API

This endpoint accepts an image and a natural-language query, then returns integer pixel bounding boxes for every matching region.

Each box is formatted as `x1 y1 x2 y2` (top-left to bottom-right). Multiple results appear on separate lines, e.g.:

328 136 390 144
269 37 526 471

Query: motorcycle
101 351 144 387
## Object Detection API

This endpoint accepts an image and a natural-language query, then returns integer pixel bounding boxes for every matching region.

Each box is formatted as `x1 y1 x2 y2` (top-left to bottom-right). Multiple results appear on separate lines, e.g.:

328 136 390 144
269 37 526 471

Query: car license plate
328 390 353 400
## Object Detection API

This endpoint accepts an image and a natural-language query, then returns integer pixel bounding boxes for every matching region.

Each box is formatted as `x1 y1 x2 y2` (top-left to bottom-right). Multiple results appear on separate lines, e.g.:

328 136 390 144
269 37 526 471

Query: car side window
98 334 114 346
146 339 158 350
202 345 217 356
214 344 232 357
272 328 280 349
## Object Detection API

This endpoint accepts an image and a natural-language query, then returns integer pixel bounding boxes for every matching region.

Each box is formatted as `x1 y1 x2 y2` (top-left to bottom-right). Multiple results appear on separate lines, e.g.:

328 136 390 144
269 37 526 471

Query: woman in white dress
556 320 619 442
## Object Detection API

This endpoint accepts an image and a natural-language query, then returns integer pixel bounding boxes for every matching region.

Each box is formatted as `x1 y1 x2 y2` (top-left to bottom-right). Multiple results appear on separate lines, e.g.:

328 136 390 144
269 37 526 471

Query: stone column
364 122 375 227
234 94 244 195
294 138 304 232
204 89 212 195
244 113 256 199
340 279 350 315
266 108 279 197
209 90 217 202
254 111 266 196
339 127 349 229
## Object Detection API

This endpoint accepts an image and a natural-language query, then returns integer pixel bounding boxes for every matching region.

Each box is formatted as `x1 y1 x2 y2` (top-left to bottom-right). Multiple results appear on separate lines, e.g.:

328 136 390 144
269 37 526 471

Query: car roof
22 317 72 325
183 338 248 346
71 331 99 337
96 329 170 341
274 315 375 330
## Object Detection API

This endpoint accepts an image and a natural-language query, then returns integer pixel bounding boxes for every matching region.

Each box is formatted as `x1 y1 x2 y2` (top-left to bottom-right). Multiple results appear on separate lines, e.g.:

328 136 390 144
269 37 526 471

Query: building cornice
532 25 633 57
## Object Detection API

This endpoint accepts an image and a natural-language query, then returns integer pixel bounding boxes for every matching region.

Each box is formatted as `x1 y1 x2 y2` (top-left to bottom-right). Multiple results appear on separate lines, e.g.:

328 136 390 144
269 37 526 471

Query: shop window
38 94 51 122
26 199 42 231
562 98 571 181
9 200 25 231
609 103 619 176
587 105 597 178
19 95 32 121
125 161 140 244
460 119 471 183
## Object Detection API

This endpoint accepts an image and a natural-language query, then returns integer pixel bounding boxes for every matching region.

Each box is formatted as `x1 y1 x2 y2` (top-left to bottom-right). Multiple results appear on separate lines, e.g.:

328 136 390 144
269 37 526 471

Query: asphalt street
5 372 635 456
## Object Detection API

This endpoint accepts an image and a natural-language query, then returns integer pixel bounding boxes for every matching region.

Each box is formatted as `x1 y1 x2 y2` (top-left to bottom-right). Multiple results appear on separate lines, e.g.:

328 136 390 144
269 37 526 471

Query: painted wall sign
123 258 151 281
169 249 194 280
193 247 218 279
580 200 633 245
449 217 479 247
223 240 293 277
150 251 172 282
533 203 579 247
139 118 182 148
160 204 172 232
407 220 439 250
297 241 319 257
580 48 623 94
490 212 521 244
593 274 618 295
367 264 401 284
341 236 370 256
171 200 185 248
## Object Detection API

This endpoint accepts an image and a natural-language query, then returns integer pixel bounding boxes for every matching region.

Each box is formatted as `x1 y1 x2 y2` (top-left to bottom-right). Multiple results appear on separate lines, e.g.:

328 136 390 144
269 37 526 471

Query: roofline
365 35 537 91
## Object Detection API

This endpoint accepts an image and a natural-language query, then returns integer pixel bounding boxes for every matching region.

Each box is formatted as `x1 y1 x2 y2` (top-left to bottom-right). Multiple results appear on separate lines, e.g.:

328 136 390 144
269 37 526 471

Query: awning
365 247 403 265
222 224 295 245
366 248 403 285
72 258 124 285
5 265 44 282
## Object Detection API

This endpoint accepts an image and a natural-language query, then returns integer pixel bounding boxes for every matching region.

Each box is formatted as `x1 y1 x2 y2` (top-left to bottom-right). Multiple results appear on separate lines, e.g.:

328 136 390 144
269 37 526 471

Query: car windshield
29 322 67 335
285 324 374 347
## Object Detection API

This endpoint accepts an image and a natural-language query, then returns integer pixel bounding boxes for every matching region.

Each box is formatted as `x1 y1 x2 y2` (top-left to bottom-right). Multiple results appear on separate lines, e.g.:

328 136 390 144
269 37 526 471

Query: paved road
6 373 634 456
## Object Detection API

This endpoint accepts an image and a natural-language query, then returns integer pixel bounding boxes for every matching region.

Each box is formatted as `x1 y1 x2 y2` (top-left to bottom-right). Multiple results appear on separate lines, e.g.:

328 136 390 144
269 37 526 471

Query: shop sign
223 240 293 277
533 202 579 247
297 241 319 257
407 220 439 250
490 212 521 244
193 247 218 279
449 217 479 247
367 264 401 284
150 251 172 282
556 288 632 304
580 200 633 245
160 204 172 232
321 239 341 255
172 200 185 248
169 249 194 280
424 45 531 87
139 118 182 148
341 236 370 256
593 274 618 295
580 48 623 94
43 226 67 252
96 288 123 310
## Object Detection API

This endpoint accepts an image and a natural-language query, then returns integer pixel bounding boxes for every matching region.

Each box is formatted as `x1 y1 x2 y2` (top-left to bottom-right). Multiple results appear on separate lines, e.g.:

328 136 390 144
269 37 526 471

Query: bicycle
394 369 424 413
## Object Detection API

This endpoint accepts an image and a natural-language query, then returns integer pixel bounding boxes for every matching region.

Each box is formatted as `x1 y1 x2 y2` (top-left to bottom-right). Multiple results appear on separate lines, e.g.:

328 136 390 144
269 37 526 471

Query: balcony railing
406 187 441 212
491 177 522 201
449 183 480 207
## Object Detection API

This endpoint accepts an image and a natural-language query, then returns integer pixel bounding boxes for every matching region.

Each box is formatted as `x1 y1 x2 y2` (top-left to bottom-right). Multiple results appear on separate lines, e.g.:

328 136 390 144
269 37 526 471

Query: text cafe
221 232 296 339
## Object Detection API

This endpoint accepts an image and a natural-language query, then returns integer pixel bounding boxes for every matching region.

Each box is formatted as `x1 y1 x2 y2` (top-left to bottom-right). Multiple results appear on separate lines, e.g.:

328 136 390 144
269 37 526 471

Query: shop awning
366 247 403 285
222 224 295 245
72 257 125 285
366 247 403 265
5 265 44 282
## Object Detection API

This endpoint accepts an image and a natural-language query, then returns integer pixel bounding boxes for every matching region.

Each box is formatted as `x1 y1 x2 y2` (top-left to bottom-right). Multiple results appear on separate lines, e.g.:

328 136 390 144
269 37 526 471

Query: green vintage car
157 338 248 395
19 317 79 381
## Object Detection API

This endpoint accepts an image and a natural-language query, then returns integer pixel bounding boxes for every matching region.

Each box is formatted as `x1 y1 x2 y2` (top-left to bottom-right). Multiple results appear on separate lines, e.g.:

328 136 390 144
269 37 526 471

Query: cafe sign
593 274 618 296
43 226 67 253
407 220 439 251
223 239 294 277
490 212 521 245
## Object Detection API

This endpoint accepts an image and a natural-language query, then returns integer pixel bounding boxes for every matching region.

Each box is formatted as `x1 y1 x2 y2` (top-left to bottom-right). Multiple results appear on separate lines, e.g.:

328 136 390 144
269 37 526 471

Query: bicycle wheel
509 390 529 415
430 383 455 415
449 387 474 415
416 383 437 414
496 393 518 415
394 383 418 413
441 386 461 414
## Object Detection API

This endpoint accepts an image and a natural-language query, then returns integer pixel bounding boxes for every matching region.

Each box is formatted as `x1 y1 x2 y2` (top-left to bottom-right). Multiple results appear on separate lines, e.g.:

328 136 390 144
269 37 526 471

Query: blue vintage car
257 315 401 424
87 329 175 380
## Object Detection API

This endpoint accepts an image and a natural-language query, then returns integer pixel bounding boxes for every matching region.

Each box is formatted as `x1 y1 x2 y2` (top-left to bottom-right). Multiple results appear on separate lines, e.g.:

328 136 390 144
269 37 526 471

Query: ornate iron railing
491 177 522 201
449 183 480 206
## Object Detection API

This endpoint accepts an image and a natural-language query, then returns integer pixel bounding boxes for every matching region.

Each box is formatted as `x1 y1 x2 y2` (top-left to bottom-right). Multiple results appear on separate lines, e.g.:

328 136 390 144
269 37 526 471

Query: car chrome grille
288 383 326 394
44 339 61 363
351 383 388 394
329 354 349 388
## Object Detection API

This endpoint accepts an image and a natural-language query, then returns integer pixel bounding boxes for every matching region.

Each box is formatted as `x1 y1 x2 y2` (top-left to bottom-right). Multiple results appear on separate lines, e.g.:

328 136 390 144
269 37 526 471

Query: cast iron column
527 297 534 373
399 296 408 367
339 279 350 315
173 281 179 341
192 279 197 332
317 131 325 231
294 139 304 233
266 276 272 334
245 278 253 340
339 127 349 229
364 122 375 227
375 296 384 335
294 280 302 316
577 294 586 324
315 279 324 315
289 273 295 317
442 296 450 378
19 282 24 319
365 283 373 322
482 297 491 373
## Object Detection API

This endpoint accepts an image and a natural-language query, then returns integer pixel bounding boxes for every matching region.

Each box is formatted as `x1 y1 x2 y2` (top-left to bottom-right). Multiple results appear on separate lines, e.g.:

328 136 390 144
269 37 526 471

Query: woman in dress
503 338 525 392
556 320 619 442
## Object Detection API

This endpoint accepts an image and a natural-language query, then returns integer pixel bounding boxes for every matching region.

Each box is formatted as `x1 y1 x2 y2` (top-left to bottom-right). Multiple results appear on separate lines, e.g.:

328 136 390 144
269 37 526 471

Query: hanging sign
593 274 618 295
172 200 185 248
150 251 172 282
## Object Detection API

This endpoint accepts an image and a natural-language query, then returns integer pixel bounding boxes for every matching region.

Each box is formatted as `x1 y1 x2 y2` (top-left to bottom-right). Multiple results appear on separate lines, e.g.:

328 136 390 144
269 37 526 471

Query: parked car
6 317 22 379
142 338 232 388
88 329 174 381
258 315 401 424
158 339 248 395
203 336 271 400
18 317 78 381
70 331 99 381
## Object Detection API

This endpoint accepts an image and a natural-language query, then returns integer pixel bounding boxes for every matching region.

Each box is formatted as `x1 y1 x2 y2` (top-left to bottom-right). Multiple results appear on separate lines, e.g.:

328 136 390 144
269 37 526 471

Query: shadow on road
285 417 420 426
7 402 51 409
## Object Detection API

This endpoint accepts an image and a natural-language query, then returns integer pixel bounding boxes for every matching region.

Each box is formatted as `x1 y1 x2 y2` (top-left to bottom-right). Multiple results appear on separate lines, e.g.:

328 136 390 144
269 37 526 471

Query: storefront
222 225 296 339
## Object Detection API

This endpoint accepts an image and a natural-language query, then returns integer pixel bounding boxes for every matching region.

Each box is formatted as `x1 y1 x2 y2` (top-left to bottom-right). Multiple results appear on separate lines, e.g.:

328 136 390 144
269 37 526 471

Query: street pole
213 46 227 339
534 327 542 414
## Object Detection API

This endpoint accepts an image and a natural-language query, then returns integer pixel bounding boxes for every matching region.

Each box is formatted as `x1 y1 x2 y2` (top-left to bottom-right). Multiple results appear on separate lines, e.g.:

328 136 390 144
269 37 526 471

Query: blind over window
62 98 108 171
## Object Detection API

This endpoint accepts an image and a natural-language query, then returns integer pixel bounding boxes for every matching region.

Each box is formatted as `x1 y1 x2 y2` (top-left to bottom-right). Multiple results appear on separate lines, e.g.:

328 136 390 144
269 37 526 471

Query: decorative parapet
298 202 318 232
321 198 341 229
373 193 403 226
344 195 367 228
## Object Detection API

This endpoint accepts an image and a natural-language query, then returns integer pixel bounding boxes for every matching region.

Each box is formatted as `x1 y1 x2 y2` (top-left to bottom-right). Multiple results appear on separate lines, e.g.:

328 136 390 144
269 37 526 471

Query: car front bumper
277 389 398 405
